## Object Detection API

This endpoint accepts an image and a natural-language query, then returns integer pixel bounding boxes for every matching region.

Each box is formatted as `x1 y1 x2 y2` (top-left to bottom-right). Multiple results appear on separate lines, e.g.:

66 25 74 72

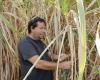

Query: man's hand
59 54 68 62
60 61 71 69
51 54 70 62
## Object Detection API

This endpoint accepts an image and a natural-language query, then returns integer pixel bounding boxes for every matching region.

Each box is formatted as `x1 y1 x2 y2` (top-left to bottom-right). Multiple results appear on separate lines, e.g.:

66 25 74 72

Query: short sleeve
18 41 38 60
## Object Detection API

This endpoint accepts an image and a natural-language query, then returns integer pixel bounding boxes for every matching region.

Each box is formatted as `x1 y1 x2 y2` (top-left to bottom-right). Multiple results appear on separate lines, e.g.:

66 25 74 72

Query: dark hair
28 17 46 33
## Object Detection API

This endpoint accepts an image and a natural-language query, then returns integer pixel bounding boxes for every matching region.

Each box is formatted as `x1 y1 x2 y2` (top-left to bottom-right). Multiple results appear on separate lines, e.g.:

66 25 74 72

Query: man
18 17 71 80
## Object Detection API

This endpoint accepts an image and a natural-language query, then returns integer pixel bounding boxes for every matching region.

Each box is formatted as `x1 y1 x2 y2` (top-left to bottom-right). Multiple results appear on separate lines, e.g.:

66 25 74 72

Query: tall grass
76 0 87 80
0 0 100 80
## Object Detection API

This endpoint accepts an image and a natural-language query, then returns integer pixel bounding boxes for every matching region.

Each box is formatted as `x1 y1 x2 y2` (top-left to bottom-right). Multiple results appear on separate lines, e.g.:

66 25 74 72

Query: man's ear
31 27 35 33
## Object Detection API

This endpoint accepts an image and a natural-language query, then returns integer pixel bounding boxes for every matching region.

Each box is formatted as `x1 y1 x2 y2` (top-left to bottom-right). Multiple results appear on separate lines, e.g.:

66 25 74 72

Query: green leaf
97 0 100 8
59 0 69 15
0 14 17 33
0 29 3 40
76 0 87 80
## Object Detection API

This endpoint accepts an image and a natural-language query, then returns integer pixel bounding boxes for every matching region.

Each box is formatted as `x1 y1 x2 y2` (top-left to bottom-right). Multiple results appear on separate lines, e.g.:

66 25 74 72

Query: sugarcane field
0 0 100 80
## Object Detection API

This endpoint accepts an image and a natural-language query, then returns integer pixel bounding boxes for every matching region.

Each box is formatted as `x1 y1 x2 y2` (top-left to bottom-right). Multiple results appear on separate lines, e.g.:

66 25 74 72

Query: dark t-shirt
18 36 53 80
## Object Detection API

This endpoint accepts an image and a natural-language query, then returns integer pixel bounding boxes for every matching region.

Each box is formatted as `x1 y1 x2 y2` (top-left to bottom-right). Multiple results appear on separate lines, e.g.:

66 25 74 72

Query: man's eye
40 27 43 29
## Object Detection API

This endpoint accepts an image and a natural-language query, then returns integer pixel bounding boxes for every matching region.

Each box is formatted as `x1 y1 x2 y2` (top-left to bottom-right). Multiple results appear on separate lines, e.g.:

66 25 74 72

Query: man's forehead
37 22 45 27
37 21 45 24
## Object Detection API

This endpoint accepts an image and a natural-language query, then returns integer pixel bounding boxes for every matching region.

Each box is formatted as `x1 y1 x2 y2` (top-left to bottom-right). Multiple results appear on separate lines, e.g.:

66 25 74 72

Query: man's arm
48 52 70 62
28 55 71 70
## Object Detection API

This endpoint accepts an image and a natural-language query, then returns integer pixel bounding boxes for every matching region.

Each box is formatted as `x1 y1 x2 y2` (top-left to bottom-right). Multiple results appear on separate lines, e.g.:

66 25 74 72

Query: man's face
31 22 46 39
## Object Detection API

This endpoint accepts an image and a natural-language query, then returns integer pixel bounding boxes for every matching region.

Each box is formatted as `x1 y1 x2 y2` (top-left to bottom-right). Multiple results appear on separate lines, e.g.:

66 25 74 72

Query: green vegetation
0 0 100 80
